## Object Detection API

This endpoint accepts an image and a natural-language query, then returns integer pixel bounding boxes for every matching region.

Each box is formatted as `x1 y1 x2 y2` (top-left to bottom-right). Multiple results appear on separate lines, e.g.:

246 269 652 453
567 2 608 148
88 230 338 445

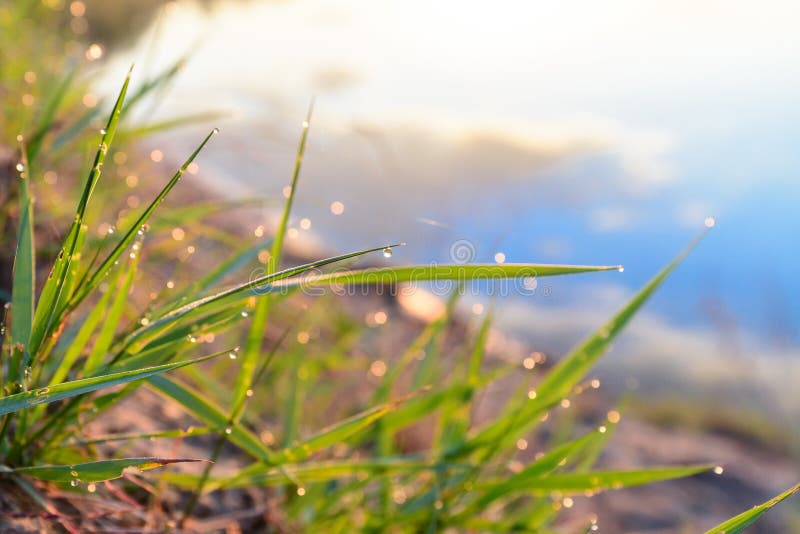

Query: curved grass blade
449 227 710 460
0 350 225 417
122 243 403 350
29 67 132 356
273 263 622 290
704 483 799 534
9 457 206 483
534 229 709 405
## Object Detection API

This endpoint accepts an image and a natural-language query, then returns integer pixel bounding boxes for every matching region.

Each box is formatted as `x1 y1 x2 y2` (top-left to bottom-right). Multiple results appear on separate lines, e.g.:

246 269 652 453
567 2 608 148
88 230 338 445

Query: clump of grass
0 6 796 530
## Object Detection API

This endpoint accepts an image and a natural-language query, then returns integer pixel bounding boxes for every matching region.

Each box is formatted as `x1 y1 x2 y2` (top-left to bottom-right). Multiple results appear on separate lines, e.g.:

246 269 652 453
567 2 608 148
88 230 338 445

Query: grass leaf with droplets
10 457 206 483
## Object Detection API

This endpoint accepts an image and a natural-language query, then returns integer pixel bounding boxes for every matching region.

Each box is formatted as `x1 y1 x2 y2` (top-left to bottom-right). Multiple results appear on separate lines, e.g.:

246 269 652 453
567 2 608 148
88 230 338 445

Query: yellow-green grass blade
69 128 218 309
505 465 711 495
29 67 132 356
26 65 77 163
464 426 614 514
9 457 205 484
237 400 403 476
236 100 314 413
122 243 404 350
146 375 277 464
82 237 141 375
119 112 228 140
71 426 212 446
46 275 115 386
273 263 621 290
0 350 223 417
451 228 710 460
165 458 469 491
534 229 708 405
704 483 799 534
159 243 263 313
9 152 34 365
122 55 186 113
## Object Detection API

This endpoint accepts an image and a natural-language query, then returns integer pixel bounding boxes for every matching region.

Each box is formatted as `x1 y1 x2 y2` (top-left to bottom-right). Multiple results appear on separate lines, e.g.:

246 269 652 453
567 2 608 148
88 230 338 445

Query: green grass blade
29 67 132 355
10 175 34 349
46 275 115 386
146 375 277 464
123 243 403 350
452 228 710 459
166 458 468 491
0 350 223 417
534 229 708 405
506 465 711 495
81 238 142 375
466 426 613 514
10 457 205 483
119 112 228 139
72 426 212 445
704 483 800 534
236 100 314 412
274 263 622 290
242 400 401 471
26 65 77 163
70 128 218 309
8 145 35 391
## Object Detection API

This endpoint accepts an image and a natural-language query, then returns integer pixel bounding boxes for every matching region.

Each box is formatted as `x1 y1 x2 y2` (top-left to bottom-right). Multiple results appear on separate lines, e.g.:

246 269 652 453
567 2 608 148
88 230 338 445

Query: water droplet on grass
382 247 393 258
70 480 79 487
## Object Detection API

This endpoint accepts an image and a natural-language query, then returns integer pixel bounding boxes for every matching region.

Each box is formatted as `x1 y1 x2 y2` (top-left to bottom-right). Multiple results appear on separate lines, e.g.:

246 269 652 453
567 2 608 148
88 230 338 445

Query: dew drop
704 216 716 228
713 465 724 475
187 335 197 343
212 127 220 134
70 480 79 487
240 310 249 318
15 162 25 173
224 426 232 435
100 128 107 135
246 389 254 397
228 352 237 360
382 247 393 258
617 266 624 273
107 227 115 235
70 470 79 477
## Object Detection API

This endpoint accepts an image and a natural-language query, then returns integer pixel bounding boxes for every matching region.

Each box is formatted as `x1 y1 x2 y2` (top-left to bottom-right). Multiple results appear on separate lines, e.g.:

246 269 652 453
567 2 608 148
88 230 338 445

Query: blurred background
0 0 797 530
88 0 800 429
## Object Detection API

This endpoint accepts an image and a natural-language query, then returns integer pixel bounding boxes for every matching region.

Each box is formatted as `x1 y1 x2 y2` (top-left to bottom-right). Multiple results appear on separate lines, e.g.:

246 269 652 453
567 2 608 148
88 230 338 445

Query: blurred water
103 0 800 410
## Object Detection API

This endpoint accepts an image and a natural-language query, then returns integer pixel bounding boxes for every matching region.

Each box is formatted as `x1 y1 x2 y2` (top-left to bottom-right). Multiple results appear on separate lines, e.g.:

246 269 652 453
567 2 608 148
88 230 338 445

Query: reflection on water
102 0 799 413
